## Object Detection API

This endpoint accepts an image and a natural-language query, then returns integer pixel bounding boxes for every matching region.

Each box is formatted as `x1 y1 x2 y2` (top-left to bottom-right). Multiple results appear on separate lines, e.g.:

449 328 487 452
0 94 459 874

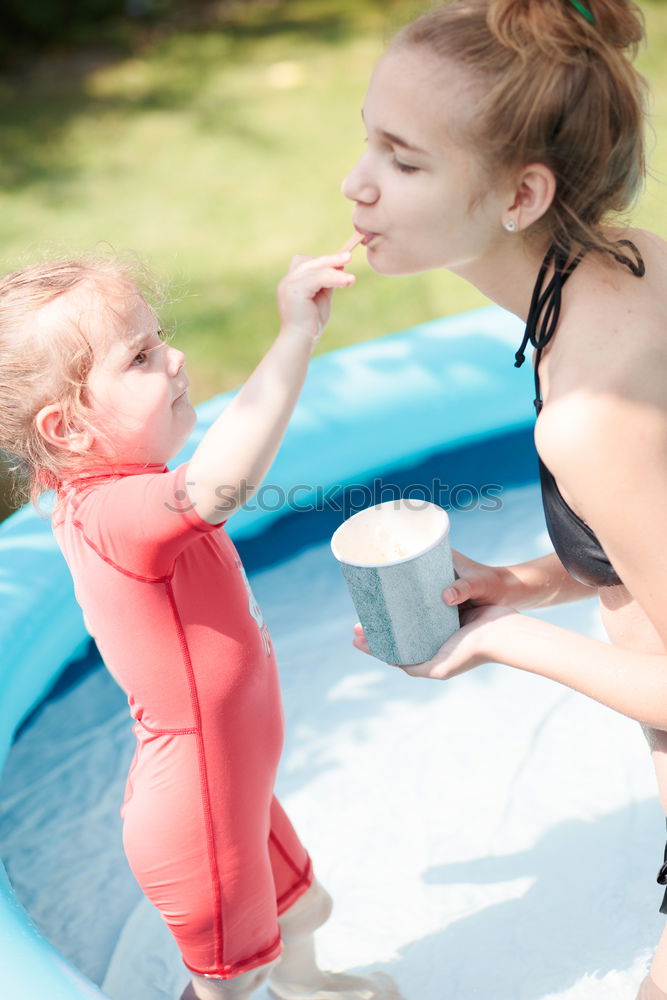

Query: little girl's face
81 281 196 466
342 46 508 276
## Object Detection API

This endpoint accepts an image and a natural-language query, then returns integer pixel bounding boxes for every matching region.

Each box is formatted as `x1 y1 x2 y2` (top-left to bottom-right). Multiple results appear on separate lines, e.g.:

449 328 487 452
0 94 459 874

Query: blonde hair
394 0 648 256
0 254 163 509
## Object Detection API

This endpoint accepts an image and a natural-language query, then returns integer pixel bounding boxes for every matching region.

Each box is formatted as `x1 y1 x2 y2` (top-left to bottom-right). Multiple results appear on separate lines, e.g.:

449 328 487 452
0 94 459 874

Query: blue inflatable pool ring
0 306 530 999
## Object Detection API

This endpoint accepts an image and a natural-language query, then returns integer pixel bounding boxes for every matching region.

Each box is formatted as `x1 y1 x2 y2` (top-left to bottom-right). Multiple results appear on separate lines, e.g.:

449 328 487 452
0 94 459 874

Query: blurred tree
0 0 176 67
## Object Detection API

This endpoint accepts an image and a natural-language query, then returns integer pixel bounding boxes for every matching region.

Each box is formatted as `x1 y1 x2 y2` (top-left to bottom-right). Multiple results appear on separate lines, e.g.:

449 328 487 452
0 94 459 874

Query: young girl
342 1 667 997
0 250 398 1000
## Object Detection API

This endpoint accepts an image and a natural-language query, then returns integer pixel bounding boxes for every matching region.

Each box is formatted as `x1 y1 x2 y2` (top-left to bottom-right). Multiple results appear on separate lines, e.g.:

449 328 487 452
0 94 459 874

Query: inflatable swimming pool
0 306 532 999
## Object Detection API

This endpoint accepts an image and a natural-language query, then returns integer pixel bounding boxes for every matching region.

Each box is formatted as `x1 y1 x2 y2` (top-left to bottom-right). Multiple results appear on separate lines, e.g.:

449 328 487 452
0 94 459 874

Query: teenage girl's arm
445 550 595 611
355 395 667 730
186 252 354 524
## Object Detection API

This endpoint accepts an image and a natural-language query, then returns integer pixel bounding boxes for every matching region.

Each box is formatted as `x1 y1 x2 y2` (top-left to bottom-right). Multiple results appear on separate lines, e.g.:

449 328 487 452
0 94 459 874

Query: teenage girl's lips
354 226 381 246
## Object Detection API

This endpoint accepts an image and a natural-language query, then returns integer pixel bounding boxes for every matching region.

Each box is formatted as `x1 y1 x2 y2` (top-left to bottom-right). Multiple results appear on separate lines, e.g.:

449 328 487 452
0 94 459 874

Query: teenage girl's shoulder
559 229 667 400
623 225 667 278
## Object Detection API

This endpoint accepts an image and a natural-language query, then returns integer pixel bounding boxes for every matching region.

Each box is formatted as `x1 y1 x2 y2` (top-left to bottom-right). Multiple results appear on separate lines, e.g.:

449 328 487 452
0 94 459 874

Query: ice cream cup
331 499 460 666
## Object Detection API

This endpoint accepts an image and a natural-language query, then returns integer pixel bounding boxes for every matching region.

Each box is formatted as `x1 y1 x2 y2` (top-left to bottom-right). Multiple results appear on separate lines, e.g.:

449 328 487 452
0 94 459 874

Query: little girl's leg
268 880 403 1000
180 960 277 1000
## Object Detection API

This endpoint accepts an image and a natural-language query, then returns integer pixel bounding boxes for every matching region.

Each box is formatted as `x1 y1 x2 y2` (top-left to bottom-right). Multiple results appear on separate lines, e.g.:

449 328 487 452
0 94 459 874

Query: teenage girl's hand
443 549 514 610
352 602 520 681
277 251 355 344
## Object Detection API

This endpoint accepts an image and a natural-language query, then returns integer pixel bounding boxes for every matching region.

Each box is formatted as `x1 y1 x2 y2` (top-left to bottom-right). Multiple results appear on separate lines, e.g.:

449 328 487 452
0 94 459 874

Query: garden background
0 0 665 520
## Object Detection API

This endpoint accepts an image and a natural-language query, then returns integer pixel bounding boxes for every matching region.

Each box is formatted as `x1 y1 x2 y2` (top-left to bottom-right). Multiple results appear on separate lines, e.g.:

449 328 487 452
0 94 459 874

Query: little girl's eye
132 351 149 366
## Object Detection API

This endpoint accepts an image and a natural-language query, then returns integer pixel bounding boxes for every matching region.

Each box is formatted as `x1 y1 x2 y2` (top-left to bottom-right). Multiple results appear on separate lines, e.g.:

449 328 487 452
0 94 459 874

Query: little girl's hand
277 251 355 342
352 602 519 680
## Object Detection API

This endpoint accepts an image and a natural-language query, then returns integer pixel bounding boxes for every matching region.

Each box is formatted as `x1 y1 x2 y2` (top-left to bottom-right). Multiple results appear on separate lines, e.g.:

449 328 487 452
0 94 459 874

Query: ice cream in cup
331 499 460 666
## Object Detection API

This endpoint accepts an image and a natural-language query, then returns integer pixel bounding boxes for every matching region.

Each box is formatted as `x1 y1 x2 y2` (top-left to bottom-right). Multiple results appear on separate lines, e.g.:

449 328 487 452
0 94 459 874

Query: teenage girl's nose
341 156 379 205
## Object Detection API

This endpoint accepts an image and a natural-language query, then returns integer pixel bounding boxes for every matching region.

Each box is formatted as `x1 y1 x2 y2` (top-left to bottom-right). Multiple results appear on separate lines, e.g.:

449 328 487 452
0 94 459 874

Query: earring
504 219 517 232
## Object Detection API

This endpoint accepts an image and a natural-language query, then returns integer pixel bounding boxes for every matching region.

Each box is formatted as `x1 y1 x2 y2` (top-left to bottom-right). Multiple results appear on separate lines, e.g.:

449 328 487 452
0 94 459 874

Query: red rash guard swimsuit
53 462 313 978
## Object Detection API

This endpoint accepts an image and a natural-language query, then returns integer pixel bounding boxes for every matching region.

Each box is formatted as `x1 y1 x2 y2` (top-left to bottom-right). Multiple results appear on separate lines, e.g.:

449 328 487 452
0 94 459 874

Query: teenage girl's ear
35 403 93 453
506 163 557 231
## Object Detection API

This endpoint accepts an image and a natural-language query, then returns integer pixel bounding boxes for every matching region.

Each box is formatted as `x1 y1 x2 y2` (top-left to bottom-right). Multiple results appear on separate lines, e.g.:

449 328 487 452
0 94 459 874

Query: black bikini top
514 240 645 589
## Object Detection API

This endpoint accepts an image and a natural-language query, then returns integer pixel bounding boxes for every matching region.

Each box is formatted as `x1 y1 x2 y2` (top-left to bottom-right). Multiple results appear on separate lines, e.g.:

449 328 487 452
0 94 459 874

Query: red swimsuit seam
182 930 282 979
73 517 171 583
133 720 198 736
275 858 313 914
165 581 225 969
188 517 223 534
269 829 306 879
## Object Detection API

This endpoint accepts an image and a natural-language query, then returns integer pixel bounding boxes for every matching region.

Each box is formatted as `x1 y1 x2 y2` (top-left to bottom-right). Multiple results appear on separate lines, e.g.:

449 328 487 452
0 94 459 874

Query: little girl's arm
186 251 355 524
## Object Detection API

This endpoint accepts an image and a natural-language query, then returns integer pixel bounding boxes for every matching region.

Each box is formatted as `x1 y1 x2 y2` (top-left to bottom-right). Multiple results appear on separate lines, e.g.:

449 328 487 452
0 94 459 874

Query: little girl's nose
167 345 186 376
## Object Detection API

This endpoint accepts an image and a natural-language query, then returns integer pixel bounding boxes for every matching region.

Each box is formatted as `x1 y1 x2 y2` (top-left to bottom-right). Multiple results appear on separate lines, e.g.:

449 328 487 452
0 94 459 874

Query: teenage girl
0 251 398 1000
342 2 667 997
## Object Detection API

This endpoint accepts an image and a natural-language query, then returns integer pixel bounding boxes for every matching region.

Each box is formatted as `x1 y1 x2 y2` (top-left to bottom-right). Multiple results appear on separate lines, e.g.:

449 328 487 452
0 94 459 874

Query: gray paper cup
331 499 460 665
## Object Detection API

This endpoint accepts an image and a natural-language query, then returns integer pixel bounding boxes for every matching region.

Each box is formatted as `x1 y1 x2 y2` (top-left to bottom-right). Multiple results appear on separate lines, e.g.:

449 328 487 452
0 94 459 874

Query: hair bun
487 0 644 58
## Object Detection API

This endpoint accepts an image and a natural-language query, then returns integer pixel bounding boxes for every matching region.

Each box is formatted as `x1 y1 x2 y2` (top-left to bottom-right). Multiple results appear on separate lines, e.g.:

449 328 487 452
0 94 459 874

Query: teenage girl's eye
392 157 419 174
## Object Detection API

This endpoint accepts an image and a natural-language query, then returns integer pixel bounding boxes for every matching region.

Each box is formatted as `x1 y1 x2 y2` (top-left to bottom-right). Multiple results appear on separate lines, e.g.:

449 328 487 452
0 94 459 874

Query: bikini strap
514 245 584 414
515 239 645 415
611 239 646 276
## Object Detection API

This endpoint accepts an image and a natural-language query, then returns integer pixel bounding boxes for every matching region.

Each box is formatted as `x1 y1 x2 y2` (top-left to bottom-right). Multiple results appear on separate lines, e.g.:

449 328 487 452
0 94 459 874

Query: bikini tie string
658 859 667 886
514 238 646 370
611 239 646 277
514 238 645 415
513 244 583 370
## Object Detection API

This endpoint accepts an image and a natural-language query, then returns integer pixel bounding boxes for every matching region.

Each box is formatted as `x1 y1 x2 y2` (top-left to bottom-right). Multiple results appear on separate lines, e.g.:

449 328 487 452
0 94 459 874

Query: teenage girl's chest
536 356 667 657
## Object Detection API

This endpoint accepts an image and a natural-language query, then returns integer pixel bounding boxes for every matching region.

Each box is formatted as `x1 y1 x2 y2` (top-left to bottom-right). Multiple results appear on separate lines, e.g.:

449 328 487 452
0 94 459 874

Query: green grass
0 0 665 517
0 0 442 399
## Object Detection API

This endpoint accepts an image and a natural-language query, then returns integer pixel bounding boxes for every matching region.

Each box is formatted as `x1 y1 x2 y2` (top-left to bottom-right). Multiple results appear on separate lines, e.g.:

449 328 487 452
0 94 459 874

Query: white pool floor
0 481 663 1000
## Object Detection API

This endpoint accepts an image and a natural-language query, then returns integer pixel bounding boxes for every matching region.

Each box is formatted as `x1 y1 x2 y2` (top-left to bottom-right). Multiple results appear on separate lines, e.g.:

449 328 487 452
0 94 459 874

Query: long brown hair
394 0 648 256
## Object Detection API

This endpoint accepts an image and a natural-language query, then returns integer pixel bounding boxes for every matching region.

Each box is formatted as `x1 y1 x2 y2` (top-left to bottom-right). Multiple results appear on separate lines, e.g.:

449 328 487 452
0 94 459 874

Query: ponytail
488 0 644 57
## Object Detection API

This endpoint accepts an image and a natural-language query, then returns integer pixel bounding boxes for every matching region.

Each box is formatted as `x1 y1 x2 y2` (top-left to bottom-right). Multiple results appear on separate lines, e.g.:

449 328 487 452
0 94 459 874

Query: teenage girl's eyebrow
360 108 430 157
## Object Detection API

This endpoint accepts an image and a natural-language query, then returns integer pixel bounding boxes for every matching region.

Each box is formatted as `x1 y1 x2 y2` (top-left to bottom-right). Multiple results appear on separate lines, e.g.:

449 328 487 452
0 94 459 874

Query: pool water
0 430 662 1000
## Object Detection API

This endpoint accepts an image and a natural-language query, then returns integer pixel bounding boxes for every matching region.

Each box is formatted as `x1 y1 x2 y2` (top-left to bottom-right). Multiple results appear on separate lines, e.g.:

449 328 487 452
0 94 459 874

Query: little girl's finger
288 254 313 271
293 251 353 272
286 269 355 297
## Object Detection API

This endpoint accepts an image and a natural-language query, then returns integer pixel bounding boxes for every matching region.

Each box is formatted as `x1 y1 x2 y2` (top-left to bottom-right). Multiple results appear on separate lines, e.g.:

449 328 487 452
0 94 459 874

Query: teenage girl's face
342 46 507 276
81 283 196 465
